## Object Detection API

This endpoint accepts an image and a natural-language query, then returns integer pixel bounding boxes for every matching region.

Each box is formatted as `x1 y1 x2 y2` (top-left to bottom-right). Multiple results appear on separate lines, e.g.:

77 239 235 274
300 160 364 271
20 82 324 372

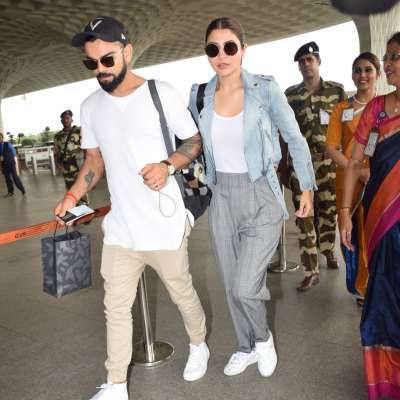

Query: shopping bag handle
53 221 69 240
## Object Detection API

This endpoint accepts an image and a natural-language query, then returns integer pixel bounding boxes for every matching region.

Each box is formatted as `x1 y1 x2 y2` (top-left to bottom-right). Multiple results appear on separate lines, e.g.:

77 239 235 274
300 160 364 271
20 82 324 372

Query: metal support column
132 269 174 367
49 151 56 176
15 157 20 176
32 155 38 175
268 185 299 273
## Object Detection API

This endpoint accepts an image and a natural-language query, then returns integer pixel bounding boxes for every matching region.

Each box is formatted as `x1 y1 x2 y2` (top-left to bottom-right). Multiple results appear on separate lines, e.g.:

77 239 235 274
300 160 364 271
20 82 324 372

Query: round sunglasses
82 47 124 70
205 41 239 58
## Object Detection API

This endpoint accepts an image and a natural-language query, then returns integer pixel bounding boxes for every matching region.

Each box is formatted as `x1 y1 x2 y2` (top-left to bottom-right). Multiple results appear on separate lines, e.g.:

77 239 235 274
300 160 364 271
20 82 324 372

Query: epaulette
324 80 345 89
284 83 301 95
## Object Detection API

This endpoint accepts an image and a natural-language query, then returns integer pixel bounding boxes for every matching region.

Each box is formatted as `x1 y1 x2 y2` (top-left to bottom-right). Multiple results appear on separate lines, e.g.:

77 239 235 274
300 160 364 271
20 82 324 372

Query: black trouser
2 162 25 194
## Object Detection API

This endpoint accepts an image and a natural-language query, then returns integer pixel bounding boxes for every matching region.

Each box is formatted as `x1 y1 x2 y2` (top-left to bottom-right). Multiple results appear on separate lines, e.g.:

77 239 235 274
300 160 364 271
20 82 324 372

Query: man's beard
97 61 127 93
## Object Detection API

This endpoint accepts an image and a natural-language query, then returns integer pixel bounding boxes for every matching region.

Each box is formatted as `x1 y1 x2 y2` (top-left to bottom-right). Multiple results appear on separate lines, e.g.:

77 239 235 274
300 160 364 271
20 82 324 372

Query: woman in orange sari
326 52 380 303
340 32 400 400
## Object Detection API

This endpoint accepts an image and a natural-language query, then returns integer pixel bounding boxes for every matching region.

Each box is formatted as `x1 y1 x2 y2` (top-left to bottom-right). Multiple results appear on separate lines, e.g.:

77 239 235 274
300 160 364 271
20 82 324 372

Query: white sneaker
183 342 210 381
223 351 258 376
89 382 128 400
255 331 278 377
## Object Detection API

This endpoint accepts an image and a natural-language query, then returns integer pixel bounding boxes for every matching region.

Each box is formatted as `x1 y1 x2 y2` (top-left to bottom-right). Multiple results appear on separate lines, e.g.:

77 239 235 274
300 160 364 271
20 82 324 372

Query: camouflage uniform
285 79 346 274
53 126 88 205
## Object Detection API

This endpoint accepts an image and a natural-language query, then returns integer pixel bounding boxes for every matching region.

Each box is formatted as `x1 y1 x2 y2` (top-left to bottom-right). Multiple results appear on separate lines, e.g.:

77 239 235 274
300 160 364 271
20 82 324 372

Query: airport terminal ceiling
0 0 350 98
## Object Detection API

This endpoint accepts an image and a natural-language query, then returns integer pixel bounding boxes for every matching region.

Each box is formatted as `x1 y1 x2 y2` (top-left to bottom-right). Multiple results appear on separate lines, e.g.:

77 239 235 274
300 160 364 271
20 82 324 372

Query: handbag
148 79 211 220
41 225 91 297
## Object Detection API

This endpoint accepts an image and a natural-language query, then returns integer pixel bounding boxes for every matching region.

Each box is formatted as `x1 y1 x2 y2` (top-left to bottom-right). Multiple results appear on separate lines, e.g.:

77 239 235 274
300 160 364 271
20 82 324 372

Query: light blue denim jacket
188 68 317 219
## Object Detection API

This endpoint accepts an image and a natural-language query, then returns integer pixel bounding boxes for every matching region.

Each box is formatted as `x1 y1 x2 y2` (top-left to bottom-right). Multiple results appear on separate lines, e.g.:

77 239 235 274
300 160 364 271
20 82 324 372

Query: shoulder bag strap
148 79 174 156
148 79 187 196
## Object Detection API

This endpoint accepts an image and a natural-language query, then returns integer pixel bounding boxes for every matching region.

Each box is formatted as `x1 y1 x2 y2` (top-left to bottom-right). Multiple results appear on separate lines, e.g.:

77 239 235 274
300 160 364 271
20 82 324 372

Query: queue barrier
0 204 173 367
268 185 300 273
0 205 110 245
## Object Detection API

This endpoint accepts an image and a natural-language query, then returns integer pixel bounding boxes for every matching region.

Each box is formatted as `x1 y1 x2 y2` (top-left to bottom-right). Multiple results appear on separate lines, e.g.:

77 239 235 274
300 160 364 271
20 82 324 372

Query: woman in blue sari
340 32 400 400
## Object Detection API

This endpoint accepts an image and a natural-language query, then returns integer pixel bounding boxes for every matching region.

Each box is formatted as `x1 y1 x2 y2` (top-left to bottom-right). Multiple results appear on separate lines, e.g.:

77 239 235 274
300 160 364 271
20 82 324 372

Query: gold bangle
339 206 351 211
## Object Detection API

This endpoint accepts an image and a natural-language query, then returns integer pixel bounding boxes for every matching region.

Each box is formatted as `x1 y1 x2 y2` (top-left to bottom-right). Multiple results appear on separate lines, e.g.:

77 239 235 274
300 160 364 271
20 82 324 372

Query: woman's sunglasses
205 41 239 58
83 47 124 70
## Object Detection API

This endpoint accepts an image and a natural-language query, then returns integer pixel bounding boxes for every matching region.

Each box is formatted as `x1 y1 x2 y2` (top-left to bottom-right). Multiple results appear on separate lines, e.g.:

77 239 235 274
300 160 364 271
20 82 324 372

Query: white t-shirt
80 80 198 251
211 111 248 173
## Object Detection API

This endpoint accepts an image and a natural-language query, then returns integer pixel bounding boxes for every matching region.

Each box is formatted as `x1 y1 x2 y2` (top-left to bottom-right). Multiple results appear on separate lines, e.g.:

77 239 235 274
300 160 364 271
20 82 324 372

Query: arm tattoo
176 135 202 163
85 169 95 188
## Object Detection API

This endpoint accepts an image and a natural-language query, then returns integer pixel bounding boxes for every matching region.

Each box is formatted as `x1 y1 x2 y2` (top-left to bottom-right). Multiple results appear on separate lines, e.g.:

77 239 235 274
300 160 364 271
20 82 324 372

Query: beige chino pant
100 222 207 383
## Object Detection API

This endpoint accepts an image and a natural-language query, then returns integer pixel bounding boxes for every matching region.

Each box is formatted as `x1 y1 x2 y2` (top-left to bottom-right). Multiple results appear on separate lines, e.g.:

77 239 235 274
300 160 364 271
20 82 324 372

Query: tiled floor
0 171 366 400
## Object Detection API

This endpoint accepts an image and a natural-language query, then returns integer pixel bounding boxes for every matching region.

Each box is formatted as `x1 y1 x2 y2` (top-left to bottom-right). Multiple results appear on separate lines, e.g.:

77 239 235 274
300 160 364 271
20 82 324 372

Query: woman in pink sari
340 32 400 400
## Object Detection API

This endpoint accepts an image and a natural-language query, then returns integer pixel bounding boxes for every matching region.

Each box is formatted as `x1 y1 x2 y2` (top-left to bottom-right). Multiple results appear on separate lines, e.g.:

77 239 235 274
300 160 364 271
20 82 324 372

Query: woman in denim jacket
188 17 316 378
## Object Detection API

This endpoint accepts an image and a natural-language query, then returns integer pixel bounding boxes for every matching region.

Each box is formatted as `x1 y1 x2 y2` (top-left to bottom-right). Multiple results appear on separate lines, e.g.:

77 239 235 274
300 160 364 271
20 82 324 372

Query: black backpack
148 80 211 220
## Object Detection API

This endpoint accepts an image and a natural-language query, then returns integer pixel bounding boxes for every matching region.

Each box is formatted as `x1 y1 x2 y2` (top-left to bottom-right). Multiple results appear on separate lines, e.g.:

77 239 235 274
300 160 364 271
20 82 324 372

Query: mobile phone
57 205 95 224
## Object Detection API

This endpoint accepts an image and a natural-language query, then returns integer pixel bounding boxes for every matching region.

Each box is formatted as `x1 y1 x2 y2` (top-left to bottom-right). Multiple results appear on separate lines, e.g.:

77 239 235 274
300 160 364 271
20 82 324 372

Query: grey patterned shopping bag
41 229 91 297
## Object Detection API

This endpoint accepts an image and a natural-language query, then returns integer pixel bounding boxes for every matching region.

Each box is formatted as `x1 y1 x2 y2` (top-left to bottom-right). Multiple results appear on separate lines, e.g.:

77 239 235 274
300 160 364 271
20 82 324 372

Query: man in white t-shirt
55 16 208 400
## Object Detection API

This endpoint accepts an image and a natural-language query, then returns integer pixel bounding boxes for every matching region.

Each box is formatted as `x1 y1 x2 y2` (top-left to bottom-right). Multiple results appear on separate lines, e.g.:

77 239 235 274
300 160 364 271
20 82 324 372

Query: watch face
168 165 176 175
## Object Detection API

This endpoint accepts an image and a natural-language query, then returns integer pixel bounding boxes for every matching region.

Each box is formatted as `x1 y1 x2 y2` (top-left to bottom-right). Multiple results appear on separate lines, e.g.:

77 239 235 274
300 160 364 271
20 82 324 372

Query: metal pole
132 268 174 367
15 157 20 176
268 185 299 273
49 151 56 176
32 155 38 175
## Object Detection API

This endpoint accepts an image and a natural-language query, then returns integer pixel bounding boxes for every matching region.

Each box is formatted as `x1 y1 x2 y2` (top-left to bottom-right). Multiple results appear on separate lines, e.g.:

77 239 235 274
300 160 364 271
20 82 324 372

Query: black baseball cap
71 16 129 47
294 41 319 62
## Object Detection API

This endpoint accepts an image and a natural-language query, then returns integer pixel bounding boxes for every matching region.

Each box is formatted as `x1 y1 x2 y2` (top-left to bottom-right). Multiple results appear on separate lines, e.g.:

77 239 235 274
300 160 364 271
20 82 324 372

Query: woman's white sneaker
183 342 210 381
255 331 278 377
223 351 258 376
89 382 128 400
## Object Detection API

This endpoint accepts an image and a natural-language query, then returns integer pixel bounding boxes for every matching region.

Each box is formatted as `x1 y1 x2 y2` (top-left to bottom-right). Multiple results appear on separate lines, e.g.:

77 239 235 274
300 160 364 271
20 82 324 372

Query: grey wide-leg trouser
209 172 283 353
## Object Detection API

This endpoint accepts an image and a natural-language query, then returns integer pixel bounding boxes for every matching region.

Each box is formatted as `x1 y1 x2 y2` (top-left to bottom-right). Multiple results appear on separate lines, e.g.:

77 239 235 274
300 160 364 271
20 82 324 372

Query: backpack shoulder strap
148 79 174 156
196 83 207 114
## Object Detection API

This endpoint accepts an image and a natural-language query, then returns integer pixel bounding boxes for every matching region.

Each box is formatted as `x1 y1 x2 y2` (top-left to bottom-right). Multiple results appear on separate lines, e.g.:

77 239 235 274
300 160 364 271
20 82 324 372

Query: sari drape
361 129 400 400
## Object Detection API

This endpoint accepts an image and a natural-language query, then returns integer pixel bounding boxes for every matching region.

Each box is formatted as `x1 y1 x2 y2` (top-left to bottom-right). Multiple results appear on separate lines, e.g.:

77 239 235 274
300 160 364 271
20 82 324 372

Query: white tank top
211 111 248 173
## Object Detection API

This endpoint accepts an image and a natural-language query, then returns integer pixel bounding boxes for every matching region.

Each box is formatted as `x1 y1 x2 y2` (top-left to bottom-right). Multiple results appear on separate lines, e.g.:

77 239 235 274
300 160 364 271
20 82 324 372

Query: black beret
331 0 398 15
60 110 73 118
294 42 319 62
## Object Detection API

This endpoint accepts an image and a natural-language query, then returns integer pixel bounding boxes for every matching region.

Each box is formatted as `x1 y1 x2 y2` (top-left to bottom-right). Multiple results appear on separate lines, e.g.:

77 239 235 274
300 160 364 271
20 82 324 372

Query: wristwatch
161 160 176 176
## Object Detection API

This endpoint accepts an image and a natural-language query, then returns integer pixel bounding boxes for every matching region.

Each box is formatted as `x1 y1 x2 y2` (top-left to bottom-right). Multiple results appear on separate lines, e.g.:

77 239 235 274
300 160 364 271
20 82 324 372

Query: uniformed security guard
53 110 88 205
283 42 347 291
